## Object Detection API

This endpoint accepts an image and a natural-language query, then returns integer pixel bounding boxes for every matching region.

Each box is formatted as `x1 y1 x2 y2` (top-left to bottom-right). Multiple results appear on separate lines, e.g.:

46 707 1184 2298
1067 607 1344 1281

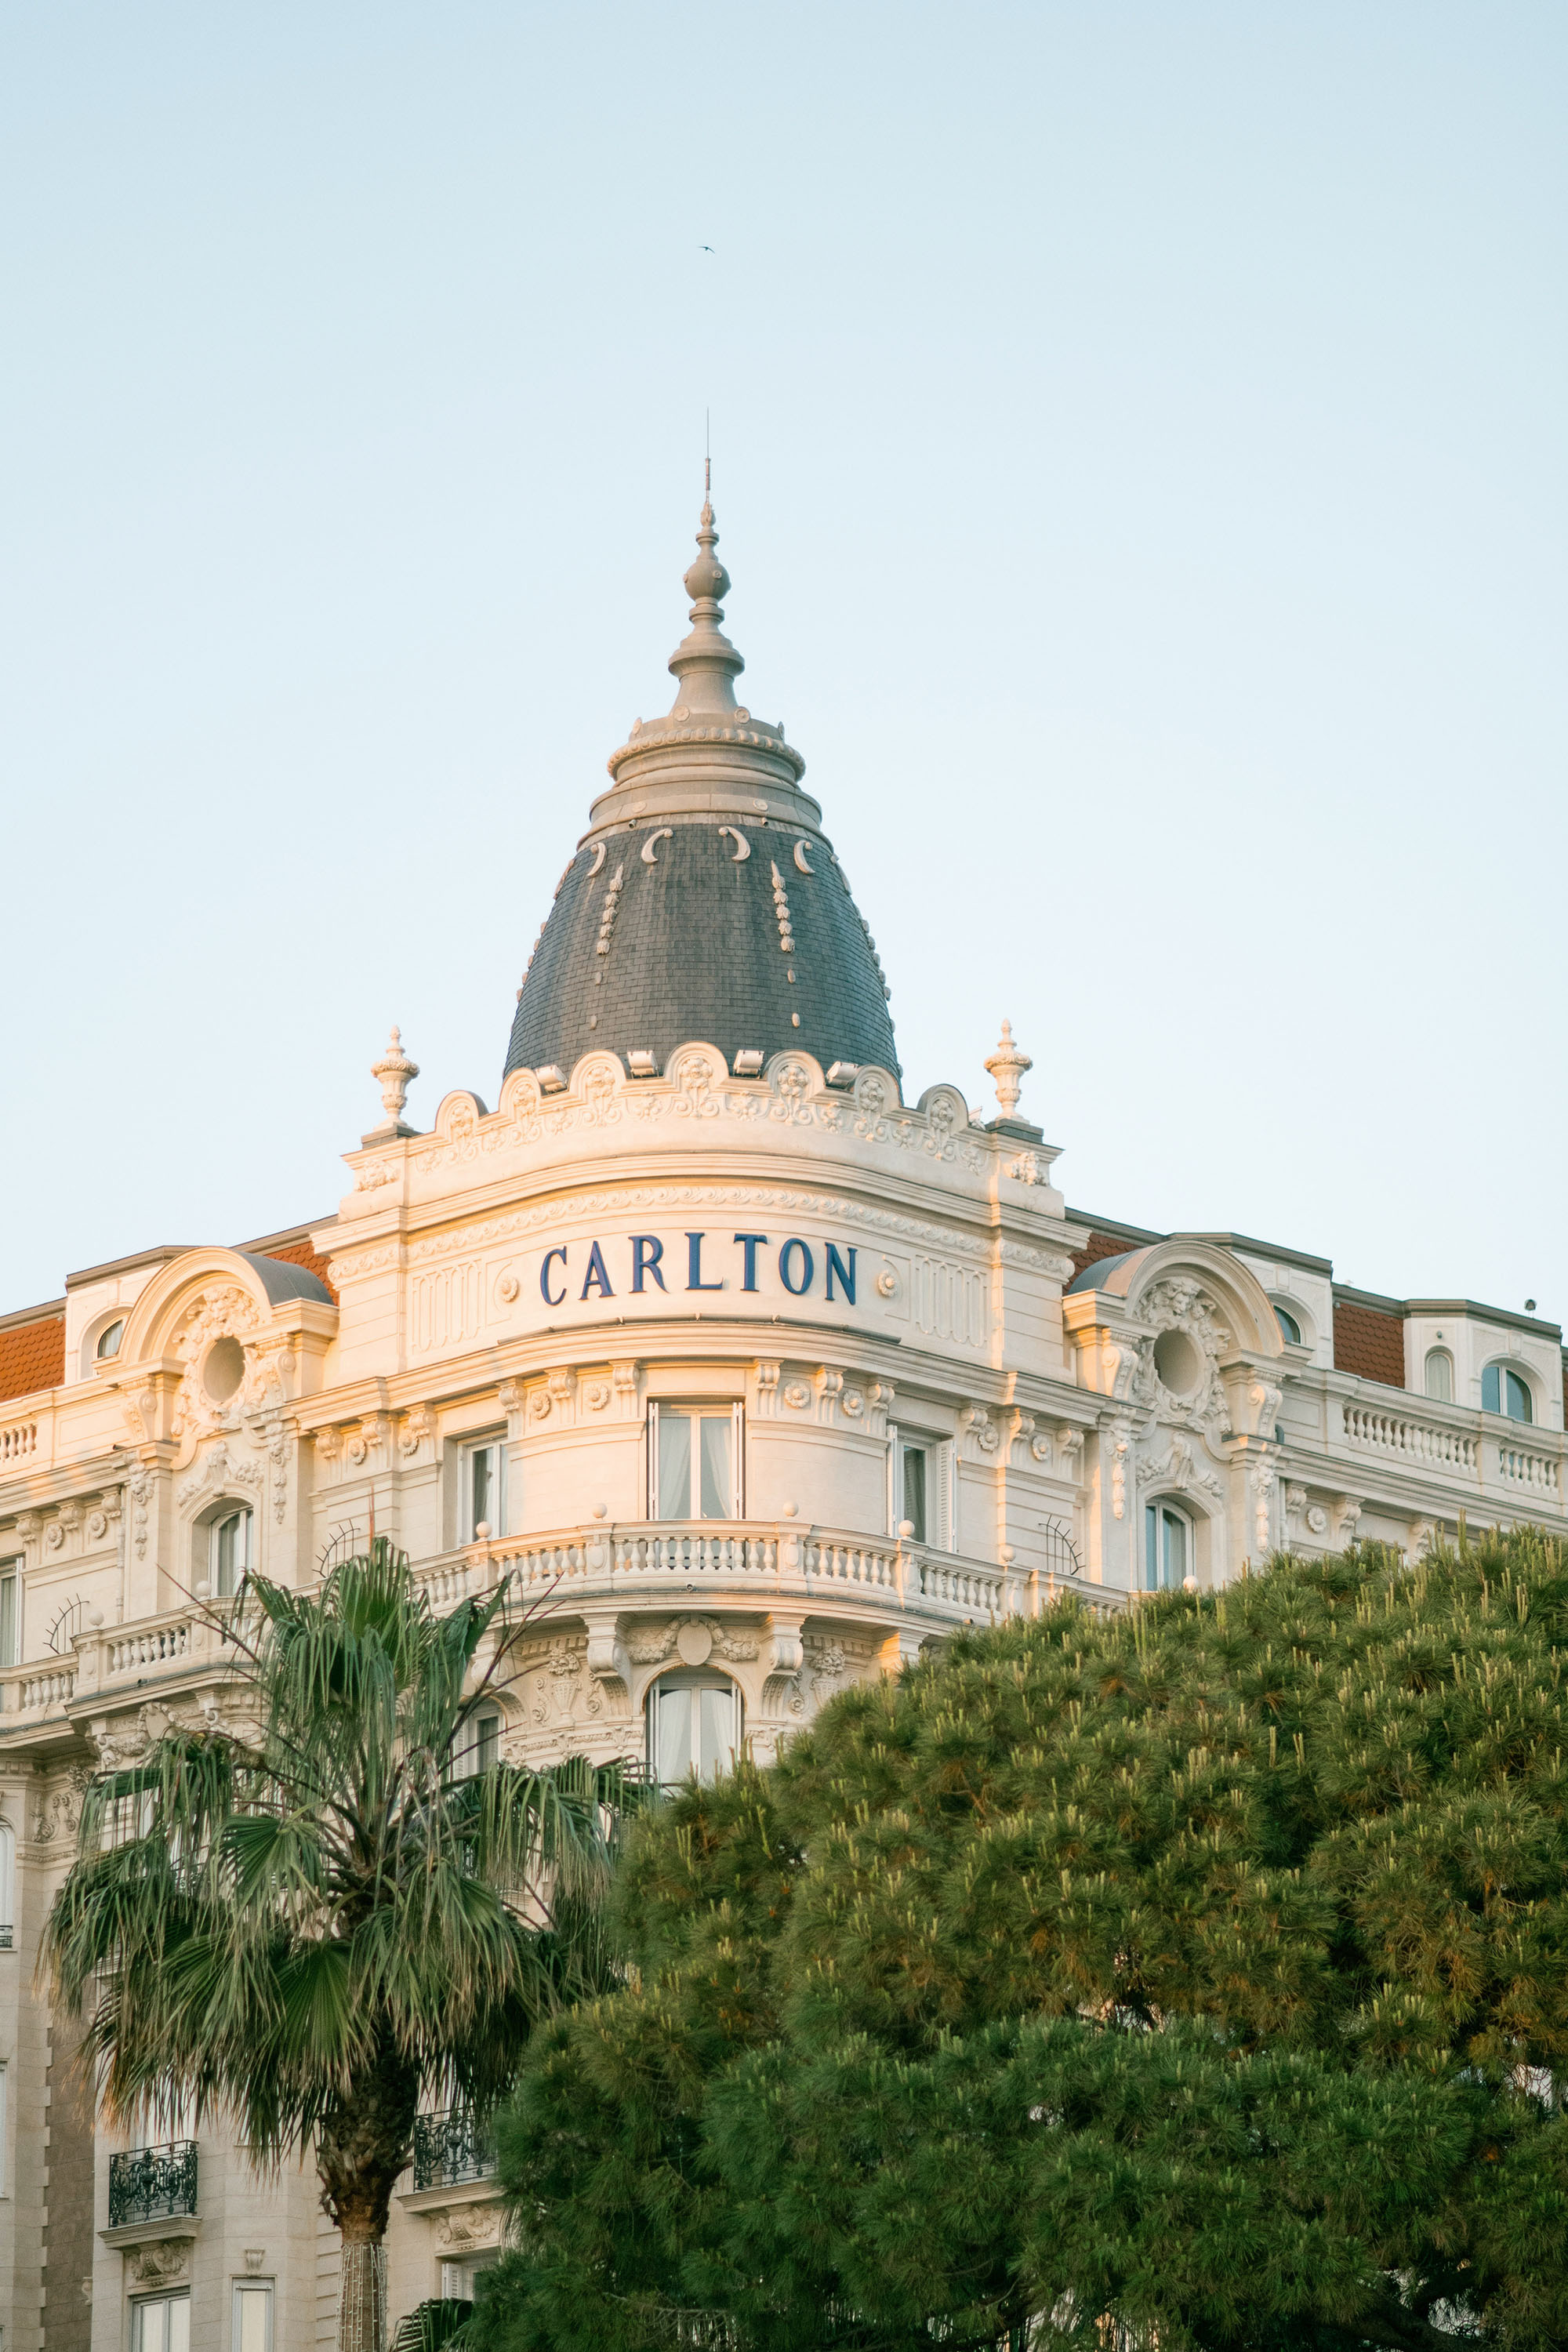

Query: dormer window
1425 1348 1454 1403
96 1319 125 1360
1482 1363 1533 1423
1272 1305 1302 1346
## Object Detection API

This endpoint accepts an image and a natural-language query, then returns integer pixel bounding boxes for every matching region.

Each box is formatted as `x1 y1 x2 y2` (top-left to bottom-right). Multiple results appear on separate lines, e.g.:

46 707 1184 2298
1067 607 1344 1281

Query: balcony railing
0 1925 13 1951
412 2107 495 2192
108 2140 198 2227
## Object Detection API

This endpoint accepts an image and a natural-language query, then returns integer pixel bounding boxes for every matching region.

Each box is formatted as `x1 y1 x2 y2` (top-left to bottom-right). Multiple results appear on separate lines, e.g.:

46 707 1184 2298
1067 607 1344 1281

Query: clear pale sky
4 4 1564 1319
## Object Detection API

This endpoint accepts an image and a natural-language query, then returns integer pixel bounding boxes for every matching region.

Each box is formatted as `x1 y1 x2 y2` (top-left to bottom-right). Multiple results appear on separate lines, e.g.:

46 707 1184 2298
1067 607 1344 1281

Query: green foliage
470 1532 1568 2352
391 2299 477 2352
42 1539 639 2260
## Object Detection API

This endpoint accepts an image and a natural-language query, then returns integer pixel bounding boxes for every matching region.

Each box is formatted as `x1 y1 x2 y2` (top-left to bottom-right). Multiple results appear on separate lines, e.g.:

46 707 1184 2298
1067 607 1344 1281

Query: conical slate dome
503 496 899 1084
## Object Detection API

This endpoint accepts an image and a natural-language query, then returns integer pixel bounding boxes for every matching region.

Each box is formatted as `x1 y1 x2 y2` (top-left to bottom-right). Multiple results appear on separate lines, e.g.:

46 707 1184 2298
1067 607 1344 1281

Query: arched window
1272 1304 1302 1346
1144 1501 1193 1592
1483 1363 1533 1423
1425 1348 1454 1403
648 1673 740 1785
96 1318 125 1360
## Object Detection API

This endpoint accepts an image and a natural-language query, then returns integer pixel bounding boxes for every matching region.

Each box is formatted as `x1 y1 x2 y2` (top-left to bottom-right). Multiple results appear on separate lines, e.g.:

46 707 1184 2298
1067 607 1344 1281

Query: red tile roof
0 1316 66 1406
1332 1299 1406 1388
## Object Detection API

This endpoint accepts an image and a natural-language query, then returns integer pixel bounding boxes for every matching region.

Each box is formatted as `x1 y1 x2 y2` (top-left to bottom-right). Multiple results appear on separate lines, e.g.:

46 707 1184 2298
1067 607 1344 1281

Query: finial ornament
371 1026 418 1122
666 482 744 717
984 1019 1033 1118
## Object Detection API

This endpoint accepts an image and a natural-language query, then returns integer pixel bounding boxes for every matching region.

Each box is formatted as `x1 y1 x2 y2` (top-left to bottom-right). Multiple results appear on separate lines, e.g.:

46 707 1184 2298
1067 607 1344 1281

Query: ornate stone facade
1 498 1564 2350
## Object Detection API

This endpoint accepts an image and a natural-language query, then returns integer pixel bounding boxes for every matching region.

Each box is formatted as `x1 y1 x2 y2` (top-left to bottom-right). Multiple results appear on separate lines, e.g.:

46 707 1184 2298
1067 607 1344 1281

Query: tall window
1482 1363 1533 1422
900 1443 928 1541
210 1508 252 1599
233 2281 274 2352
1425 1348 1454 1403
0 1821 14 1950
0 1558 18 1668
463 1439 506 1541
448 1708 500 1780
648 1405 742 1519
132 2295 190 2352
888 1431 950 1548
648 1675 739 1785
1144 1501 1192 1592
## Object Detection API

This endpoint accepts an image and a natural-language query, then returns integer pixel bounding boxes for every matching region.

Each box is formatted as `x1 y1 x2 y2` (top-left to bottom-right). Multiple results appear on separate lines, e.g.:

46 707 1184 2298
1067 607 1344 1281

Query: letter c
540 1247 568 1307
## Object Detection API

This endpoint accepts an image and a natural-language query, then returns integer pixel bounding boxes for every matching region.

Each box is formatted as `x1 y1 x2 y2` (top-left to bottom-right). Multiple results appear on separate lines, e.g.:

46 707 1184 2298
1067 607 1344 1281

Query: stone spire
666 482 745 719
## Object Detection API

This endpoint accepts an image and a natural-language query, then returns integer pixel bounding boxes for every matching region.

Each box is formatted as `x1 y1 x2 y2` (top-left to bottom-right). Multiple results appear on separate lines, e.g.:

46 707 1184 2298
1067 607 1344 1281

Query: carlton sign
535 1229 858 1308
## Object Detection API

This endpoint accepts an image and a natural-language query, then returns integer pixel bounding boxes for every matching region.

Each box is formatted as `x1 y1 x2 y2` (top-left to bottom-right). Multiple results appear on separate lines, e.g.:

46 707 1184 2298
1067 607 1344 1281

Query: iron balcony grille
412 2107 495 2192
108 2140 198 2227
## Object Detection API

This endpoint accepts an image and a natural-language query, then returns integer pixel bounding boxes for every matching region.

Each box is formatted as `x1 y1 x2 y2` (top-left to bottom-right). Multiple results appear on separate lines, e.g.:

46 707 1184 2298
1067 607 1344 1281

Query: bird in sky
701 245 715 252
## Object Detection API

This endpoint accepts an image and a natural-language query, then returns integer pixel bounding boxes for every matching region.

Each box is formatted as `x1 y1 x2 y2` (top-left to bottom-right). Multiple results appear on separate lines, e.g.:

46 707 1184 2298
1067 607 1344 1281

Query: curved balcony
414 1520 1114 1628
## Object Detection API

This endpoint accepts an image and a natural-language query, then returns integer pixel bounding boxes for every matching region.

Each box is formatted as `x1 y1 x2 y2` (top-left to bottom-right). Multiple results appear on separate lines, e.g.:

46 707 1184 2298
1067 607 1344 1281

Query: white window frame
209 1504 252 1599
441 2251 501 2302
232 2278 274 2352
1482 1362 1534 1424
131 2291 191 2352
1144 1498 1195 1592
646 1671 742 1785
0 1557 19 1668
448 1707 501 1780
1425 1347 1454 1403
460 1436 507 1541
887 1430 953 1549
646 1403 744 1520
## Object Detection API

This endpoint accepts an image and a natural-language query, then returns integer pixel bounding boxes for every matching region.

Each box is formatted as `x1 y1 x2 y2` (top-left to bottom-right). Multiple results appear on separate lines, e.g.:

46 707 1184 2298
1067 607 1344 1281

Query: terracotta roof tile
1333 1300 1406 1388
0 1316 65 1405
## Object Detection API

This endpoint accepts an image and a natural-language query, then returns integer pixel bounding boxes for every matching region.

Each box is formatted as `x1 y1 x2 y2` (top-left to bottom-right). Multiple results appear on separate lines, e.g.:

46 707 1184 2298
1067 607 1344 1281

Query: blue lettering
687 1232 724 1291
580 1240 615 1300
826 1243 857 1305
734 1232 768 1292
779 1238 815 1297
540 1247 568 1307
630 1235 666 1292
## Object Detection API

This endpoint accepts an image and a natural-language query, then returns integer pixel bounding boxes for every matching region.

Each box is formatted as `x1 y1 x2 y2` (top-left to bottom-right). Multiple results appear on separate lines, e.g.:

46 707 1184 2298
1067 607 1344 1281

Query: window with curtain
648 1406 742 1519
233 2281 273 2352
1425 1348 1454 1403
648 1675 739 1784
0 1559 18 1668
209 1507 252 1598
463 1439 506 1540
1482 1363 1533 1422
132 2295 190 2352
1144 1501 1192 1591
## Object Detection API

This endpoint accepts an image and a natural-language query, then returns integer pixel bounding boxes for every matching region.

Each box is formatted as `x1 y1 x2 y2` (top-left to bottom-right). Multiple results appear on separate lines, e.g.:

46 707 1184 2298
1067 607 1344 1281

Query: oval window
202 1335 245 1404
1152 1330 1201 1396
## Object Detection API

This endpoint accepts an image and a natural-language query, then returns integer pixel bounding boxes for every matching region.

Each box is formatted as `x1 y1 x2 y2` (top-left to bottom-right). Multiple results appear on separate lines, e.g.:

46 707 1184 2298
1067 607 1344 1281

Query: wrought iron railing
0 1926 13 1951
107 2140 198 2226
412 2107 494 2191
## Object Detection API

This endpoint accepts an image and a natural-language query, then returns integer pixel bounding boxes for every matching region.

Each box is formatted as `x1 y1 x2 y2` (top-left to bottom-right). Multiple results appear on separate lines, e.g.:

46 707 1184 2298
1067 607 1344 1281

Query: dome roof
503 495 898 1086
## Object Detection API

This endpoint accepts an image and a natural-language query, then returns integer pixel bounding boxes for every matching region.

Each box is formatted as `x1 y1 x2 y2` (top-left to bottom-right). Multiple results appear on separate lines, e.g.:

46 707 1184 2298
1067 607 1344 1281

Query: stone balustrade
1338 1394 1568 1512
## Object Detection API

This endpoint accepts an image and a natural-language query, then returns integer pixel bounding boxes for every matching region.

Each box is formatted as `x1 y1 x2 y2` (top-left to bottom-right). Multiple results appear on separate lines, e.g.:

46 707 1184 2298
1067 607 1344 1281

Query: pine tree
468 1532 1568 2352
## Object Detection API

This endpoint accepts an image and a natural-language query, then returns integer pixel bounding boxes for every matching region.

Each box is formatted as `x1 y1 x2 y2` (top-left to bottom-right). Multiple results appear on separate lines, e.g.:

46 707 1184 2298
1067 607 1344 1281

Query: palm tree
42 1537 637 2352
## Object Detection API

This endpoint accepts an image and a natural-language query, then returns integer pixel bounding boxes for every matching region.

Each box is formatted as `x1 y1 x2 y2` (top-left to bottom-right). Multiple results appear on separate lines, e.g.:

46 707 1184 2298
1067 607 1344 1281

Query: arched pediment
118 1247 334 1368
1067 1237 1285 1360
113 1247 336 1465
